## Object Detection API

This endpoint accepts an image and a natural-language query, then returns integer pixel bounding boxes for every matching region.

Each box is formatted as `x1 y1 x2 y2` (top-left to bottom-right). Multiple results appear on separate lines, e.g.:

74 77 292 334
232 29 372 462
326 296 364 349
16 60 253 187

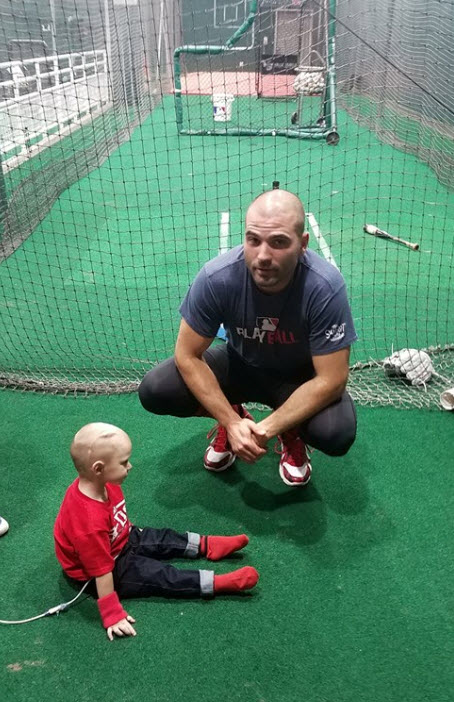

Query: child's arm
96 572 137 641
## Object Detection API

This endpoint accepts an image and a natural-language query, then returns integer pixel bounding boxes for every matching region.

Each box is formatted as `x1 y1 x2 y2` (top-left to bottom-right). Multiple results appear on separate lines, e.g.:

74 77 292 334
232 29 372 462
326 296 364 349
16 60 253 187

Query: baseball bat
363 224 419 251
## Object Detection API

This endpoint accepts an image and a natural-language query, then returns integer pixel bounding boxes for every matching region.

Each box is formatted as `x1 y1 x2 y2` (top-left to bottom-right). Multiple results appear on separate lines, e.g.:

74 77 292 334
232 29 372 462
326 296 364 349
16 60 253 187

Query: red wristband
97 592 128 629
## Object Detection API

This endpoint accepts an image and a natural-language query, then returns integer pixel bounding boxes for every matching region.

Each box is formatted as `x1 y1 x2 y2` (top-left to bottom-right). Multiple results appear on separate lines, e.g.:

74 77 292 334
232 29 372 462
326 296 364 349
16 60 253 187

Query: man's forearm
258 375 346 439
176 356 239 426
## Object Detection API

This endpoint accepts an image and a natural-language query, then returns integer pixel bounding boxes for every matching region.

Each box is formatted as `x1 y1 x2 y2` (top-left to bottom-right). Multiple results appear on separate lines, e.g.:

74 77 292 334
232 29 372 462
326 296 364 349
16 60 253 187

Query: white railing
0 50 110 169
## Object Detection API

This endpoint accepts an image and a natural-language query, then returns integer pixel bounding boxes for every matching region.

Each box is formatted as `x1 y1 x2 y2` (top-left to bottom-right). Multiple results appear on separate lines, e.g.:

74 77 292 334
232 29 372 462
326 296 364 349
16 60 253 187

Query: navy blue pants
139 344 357 456
68 527 214 599
113 527 213 599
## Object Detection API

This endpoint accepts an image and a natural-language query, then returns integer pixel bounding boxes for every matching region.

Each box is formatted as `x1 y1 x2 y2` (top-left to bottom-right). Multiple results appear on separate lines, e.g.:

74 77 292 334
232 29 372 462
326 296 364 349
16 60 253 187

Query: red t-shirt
54 479 132 581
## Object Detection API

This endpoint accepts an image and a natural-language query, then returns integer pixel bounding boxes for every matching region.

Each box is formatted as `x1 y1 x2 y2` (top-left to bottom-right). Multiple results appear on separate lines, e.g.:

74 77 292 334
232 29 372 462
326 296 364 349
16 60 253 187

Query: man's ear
92 460 104 476
302 232 309 251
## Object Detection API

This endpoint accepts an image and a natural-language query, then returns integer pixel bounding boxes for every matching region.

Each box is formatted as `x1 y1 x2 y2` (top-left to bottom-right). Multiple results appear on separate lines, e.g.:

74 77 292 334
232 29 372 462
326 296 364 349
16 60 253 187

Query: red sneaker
276 429 312 486
204 405 253 472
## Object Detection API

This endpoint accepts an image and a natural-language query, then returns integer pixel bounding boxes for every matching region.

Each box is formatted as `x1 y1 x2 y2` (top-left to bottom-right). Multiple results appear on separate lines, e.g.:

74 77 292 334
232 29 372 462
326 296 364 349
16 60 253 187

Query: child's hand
97 590 136 640
107 614 137 641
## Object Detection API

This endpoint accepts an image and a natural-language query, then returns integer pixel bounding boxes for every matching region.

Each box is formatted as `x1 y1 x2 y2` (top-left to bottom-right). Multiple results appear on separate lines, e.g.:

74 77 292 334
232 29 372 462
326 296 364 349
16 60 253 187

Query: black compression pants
139 344 357 456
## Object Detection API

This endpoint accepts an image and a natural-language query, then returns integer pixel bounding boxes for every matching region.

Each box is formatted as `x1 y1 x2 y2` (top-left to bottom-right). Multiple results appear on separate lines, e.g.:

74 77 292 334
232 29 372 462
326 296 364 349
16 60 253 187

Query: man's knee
322 426 356 457
319 406 357 456
138 368 167 414
304 393 357 457
138 359 198 417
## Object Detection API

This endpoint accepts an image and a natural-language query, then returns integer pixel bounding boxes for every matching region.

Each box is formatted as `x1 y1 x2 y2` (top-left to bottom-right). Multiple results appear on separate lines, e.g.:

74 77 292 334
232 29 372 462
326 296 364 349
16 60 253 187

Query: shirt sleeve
179 267 223 338
308 283 357 355
73 530 115 578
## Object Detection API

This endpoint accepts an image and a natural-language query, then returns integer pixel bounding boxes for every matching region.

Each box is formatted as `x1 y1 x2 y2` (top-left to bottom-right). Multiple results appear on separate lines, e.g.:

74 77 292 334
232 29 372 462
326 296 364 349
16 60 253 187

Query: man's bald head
70 422 130 474
247 189 305 237
244 189 308 294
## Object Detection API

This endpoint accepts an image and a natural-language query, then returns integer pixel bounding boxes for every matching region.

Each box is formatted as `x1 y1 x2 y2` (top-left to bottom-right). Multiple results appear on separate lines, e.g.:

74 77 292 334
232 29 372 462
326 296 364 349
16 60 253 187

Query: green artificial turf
1 97 453 385
1 388 453 702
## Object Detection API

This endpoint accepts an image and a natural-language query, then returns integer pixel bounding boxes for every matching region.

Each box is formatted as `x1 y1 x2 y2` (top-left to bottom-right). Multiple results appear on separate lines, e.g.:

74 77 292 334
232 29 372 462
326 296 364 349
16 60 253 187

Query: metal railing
0 50 108 104
0 50 110 167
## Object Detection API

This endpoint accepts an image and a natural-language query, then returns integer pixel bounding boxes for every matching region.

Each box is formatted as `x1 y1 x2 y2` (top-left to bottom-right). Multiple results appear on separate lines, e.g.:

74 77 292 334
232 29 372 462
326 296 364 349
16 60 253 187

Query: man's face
244 209 307 294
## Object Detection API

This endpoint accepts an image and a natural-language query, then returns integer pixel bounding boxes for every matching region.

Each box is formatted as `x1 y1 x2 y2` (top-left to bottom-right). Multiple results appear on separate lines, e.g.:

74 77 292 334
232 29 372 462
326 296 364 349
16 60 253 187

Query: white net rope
0 0 453 410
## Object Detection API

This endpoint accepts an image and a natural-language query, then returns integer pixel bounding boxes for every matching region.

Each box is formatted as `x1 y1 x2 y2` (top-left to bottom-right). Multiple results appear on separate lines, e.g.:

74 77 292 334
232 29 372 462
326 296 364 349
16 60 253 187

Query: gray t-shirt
180 245 357 375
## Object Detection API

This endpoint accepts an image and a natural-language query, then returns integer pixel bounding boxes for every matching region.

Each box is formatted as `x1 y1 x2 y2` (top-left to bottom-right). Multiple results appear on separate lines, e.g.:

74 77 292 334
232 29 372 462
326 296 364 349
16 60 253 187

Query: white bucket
212 93 234 122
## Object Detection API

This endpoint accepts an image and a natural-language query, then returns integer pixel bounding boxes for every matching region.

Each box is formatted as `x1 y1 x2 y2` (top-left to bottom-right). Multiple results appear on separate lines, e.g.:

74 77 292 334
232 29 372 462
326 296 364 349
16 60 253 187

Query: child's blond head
70 423 130 476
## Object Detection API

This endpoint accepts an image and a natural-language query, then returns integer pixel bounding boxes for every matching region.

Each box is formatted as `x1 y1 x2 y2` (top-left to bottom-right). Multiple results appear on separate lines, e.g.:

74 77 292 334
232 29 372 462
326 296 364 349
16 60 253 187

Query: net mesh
0 0 453 409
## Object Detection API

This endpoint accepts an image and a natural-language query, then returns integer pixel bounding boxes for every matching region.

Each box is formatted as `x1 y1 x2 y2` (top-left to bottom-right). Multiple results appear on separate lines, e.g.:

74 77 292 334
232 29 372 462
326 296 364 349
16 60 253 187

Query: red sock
203 534 249 561
214 566 259 593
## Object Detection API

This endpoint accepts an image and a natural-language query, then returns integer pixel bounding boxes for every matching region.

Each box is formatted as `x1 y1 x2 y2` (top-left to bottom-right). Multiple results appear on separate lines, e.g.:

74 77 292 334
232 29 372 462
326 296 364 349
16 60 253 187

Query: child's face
102 434 132 485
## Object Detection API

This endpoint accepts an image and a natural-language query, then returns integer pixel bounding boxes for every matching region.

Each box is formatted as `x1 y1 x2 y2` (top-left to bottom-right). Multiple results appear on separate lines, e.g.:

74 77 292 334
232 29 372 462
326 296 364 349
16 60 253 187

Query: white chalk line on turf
306 212 339 270
217 212 230 338
219 212 230 254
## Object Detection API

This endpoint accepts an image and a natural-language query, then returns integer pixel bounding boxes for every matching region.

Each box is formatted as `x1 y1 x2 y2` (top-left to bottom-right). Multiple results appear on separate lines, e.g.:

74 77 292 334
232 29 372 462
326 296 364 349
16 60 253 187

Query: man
139 189 357 486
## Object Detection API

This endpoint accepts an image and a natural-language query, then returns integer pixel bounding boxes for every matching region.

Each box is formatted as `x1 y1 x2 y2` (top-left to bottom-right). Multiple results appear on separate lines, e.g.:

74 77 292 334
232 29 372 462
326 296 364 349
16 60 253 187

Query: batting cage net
0 0 453 409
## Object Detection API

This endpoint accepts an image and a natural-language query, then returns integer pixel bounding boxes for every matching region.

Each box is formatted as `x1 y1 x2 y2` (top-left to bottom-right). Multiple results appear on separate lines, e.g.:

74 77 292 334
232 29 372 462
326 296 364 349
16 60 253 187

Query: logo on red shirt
109 499 128 543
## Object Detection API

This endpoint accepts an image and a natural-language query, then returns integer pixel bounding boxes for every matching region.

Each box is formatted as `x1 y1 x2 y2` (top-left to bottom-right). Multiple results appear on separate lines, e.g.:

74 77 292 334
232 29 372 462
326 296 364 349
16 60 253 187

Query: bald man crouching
139 189 357 486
